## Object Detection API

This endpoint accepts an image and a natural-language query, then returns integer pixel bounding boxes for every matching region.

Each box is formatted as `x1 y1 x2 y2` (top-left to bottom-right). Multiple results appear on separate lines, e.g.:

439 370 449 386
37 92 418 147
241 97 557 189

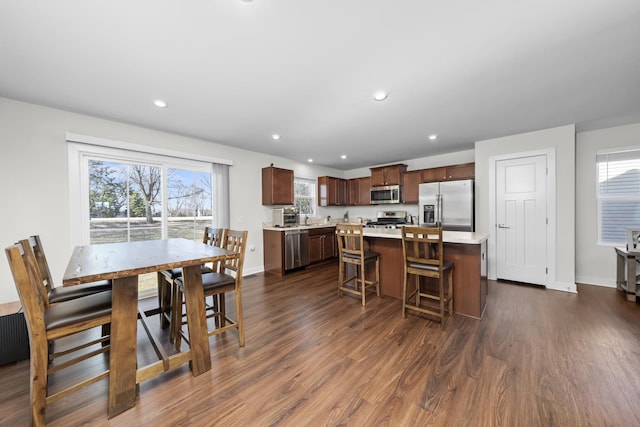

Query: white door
496 155 547 285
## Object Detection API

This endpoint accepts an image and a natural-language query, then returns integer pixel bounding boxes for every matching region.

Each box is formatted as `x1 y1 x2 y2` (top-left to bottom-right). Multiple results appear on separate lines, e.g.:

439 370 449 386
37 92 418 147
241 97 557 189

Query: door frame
488 148 556 289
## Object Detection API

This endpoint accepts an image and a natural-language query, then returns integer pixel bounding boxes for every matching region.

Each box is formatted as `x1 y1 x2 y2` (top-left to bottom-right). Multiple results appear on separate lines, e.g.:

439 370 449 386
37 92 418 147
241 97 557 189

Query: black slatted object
0 311 30 365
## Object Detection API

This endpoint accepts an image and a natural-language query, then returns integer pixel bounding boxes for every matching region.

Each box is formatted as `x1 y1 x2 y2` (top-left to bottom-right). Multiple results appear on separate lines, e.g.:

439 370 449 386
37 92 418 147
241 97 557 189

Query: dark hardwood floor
2 261 640 426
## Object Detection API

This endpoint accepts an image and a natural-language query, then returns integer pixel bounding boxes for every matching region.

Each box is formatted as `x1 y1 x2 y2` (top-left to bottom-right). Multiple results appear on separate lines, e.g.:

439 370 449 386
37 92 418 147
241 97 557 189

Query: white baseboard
546 281 577 293
244 265 265 276
574 276 616 288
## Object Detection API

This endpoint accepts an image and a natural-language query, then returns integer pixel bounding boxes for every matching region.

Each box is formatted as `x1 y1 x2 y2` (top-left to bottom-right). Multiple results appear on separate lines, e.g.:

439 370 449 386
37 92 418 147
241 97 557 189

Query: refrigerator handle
436 193 442 227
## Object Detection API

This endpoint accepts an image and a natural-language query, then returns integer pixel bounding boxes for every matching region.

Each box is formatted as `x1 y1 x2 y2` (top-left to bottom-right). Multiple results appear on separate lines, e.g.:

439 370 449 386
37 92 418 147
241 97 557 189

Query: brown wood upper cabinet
421 162 475 183
347 177 371 206
402 170 421 204
318 176 347 206
370 164 407 186
262 166 294 205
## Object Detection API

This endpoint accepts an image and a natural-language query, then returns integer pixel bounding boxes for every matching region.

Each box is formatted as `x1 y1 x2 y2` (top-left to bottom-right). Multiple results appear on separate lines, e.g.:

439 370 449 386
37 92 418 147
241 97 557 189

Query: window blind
597 148 640 244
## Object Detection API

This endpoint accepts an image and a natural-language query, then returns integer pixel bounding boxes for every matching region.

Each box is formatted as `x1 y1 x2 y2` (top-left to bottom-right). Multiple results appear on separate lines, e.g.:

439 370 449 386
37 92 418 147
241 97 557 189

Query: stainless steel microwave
370 185 401 204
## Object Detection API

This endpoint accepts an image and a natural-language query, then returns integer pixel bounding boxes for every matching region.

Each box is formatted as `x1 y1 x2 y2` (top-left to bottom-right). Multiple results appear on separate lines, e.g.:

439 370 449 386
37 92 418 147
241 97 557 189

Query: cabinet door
308 235 323 263
383 165 405 185
421 167 447 183
370 168 385 187
323 232 337 259
402 170 421 203
348 179 359 205
358 177 370 205
337 179 347 206
446 162 475 180
262 167 294 205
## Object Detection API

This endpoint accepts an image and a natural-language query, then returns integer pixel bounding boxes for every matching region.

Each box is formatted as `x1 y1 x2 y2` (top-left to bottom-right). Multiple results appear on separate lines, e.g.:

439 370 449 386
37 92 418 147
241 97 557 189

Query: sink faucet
305 215 309 225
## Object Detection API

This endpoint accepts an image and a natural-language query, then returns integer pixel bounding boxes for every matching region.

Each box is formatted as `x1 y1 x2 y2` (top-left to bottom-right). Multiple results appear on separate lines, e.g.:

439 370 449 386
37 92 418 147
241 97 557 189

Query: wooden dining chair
336 224 380 306
173 229 248 350
24 235 112 304
401 226 454 329
157 227 225 338
6 242 112 427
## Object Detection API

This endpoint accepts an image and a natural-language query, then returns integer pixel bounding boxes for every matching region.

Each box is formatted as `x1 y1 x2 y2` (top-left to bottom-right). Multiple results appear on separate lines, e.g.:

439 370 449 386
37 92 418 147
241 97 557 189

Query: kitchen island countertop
263 224 489 245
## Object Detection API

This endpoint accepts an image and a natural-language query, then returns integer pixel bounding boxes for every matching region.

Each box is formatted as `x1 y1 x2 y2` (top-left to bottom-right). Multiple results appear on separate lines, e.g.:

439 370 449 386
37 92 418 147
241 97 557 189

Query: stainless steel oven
370 185 401 204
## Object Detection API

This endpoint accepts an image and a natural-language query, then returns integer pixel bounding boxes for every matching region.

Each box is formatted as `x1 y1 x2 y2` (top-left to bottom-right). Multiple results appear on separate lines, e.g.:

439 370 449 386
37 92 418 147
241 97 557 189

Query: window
294 178 316 217
88 160 215 244
597 148 640 244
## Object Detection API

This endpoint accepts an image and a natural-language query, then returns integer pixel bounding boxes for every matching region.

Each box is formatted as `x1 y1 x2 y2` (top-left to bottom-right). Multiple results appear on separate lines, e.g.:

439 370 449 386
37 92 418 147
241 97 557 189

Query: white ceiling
1 1 639 170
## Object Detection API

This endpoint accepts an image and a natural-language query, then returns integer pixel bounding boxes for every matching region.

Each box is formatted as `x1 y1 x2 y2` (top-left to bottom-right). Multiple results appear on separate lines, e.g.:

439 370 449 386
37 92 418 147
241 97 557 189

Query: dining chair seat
24 235 112 305
44 290 112 330
406 260 453 272
201 272 236 291
342 250 379 261
48 279 112 304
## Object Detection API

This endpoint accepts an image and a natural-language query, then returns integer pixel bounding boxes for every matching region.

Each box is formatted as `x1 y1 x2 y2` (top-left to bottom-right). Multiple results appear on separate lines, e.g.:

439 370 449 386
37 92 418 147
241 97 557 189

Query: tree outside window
294 178 316 217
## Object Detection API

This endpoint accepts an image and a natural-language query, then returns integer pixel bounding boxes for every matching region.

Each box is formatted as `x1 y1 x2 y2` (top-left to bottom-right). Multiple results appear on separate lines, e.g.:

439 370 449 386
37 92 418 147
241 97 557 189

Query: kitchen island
262 224 488 319
364 229 489 319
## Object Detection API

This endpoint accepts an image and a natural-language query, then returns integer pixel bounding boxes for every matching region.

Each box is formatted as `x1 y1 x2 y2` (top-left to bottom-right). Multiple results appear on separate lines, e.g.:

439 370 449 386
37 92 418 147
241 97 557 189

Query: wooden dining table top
63 238 236 285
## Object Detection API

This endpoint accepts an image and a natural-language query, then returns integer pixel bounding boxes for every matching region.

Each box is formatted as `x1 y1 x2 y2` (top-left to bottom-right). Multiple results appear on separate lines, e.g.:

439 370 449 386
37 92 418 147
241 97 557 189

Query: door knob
498 224 510 229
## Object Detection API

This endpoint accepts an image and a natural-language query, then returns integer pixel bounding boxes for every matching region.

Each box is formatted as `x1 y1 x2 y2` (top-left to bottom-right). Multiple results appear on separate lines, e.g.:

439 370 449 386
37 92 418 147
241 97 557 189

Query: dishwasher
284 229 310 271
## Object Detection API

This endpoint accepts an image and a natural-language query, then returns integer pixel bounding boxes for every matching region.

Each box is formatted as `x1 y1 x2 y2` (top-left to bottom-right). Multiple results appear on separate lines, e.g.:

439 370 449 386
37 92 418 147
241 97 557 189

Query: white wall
575 123 640 287
0 96 474 304
0 97 346 304
474 125 576 290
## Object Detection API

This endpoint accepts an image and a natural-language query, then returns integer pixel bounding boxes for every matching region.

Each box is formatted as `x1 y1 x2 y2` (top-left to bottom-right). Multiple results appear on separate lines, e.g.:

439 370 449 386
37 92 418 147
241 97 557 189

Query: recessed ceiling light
153 99 168 108
373 91 388 101
428 134 438 141
271 134 281 141
341 155 347 159
308 158 313 163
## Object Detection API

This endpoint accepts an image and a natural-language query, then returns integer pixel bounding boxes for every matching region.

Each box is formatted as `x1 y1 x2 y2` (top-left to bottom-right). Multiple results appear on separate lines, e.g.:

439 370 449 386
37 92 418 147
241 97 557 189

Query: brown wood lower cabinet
309 227 337 264
367 237 487 319
263 230 285 276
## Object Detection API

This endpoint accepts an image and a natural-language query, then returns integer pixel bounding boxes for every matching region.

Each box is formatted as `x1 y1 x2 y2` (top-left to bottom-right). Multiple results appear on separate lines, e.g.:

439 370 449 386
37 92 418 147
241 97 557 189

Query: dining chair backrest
203 227 225 247
6 243 48 343
20 235 54 307
336 224 365 260
220 229 248 280
401 226 445 276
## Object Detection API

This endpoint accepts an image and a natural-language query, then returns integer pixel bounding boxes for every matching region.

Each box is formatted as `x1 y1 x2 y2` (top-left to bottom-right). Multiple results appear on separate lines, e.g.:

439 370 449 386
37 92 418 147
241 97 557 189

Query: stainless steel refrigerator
419 180 474 231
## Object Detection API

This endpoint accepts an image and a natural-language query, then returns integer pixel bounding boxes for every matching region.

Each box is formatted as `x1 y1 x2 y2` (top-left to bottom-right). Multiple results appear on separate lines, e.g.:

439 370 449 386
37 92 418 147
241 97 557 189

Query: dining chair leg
402 271 408 318
235 287 244 347
439 276 445 329
31 335 49 427
219 295 226 327
360 264 366 306
338 259 344 298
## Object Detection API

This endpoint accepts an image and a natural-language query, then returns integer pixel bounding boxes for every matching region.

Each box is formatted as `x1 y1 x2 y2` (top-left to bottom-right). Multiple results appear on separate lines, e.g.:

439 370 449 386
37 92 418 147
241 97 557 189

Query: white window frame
596 145 640 246
67 133 232 246
294 177 317 217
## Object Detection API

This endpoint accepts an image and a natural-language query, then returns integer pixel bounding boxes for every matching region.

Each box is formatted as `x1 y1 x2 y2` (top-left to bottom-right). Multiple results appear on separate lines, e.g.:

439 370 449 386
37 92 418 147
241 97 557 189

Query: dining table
62 238 237 418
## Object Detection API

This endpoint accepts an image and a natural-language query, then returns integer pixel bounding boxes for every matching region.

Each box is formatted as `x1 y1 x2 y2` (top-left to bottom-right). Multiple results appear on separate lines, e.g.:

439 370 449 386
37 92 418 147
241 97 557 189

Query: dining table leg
181 265 212 375
108 275 139 418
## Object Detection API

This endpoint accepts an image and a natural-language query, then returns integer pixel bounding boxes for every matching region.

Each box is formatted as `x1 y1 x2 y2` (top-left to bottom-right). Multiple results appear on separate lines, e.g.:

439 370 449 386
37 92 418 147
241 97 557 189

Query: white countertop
363 228 489 244
263 224 488 244
262 224 339 231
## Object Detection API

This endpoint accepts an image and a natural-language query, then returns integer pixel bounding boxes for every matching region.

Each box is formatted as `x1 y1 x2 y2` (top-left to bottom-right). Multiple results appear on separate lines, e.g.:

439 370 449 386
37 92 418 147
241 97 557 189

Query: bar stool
401 226 453 329
336 224 380 306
